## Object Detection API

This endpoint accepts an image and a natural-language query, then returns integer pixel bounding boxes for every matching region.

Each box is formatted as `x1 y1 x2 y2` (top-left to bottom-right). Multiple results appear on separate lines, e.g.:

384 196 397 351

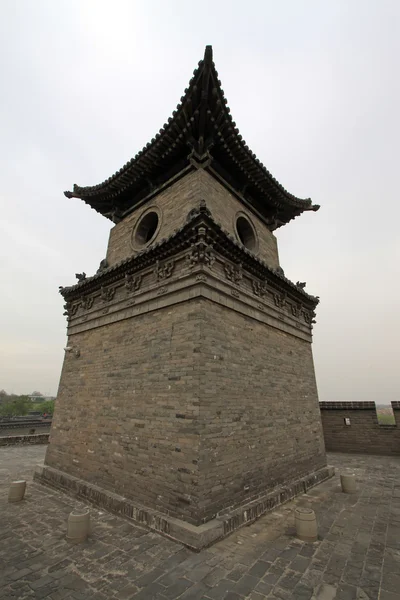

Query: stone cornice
61 204 319 317
64 224 317 342
66 269 313 342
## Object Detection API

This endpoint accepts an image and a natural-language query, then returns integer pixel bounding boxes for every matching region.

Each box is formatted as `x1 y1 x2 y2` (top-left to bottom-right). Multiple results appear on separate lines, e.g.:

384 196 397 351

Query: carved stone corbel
125 273 142 293
252 279 268 298
63 302 79 317
80 296 94 310
273 292 286 309
224 262 242 284
101 286 116 303
291 303 303 318
155 260 175 280
303 309 316 325
187 225 215 268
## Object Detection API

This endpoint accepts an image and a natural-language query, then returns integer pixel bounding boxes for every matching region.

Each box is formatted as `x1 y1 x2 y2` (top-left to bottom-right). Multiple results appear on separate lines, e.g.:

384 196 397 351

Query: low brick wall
0 433 49 446
0 421 51 437
320 401 400 456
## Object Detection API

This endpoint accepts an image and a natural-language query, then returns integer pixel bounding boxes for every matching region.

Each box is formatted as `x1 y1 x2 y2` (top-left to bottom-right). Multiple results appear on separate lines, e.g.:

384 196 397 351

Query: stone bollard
295 507 318 542
8 480 26 503
66 509 90 543
340 473 357 494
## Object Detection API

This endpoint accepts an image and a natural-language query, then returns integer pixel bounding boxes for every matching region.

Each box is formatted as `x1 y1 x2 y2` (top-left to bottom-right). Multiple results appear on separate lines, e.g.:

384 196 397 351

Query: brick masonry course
1 445 399 599
45 296 327 531
320 402 400 456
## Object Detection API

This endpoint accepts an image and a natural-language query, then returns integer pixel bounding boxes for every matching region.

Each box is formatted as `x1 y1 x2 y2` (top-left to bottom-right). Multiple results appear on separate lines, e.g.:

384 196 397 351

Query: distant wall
0 433 49 446
0 422 51 437
320 401 400 456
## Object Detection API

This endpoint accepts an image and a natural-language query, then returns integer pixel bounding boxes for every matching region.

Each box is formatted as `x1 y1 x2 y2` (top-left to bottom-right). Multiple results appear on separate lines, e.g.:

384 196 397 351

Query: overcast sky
0 0 399 402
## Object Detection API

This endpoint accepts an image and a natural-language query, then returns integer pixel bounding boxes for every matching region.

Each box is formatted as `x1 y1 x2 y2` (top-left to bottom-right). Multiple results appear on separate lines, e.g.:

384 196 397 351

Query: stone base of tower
34 462 334 549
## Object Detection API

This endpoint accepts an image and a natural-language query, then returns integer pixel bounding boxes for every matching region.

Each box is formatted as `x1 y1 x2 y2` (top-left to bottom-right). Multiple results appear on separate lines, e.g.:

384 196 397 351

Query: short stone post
340 473 357 493
295 507 318 542
66 509 90 543
8 480 26 503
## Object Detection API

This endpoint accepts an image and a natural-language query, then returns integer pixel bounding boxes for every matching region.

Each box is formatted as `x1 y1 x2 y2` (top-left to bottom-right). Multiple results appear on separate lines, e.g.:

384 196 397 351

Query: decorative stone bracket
291 302 302 318
101 286 116 303
187 225 215 268
154 259 175 280
80 296 94 310
125 273 142 293
252 279 268 298
273 292 286 309
224 262 242 284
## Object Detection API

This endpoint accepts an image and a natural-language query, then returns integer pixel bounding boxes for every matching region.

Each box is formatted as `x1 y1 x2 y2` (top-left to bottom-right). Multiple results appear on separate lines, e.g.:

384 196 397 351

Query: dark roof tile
64 46 319 228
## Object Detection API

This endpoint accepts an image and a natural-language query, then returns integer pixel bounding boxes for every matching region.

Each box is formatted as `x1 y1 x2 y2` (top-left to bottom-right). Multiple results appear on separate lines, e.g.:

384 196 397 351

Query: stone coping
34 463 334 550
0 433 49 446
320 401 400 413
319 402 376 410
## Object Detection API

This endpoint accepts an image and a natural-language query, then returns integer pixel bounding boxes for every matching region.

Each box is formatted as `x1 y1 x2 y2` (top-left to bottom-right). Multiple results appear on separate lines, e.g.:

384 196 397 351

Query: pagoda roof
64 46 319 229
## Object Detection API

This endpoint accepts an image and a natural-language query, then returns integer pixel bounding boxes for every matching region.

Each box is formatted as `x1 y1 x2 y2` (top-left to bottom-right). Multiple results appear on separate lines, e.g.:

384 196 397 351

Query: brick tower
37 47 332 548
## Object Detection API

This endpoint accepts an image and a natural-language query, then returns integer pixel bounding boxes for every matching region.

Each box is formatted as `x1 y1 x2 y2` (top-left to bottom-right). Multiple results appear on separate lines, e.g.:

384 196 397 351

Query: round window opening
135 211 159 246
236 215 257 252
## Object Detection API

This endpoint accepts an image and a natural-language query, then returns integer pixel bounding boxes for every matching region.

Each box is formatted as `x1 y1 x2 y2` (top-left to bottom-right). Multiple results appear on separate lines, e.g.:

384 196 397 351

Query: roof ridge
65 52 207 200
64 46 319 226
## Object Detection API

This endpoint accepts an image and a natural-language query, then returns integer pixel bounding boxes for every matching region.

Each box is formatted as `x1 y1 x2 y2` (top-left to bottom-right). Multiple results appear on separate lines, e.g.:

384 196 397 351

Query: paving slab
0 446 399 599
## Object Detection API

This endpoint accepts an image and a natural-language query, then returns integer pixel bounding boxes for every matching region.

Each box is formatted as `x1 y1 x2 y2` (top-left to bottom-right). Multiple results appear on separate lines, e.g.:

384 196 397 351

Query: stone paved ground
0 447 399 600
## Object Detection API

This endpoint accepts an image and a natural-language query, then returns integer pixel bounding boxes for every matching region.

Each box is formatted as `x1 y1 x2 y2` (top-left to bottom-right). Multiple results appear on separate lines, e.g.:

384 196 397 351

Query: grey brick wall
196 300 326 522
46 300 203 524
320 402 400 455
46 295 326 526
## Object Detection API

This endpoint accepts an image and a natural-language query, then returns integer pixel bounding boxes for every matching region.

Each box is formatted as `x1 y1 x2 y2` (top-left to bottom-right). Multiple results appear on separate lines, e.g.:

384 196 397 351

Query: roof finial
204 45 213 65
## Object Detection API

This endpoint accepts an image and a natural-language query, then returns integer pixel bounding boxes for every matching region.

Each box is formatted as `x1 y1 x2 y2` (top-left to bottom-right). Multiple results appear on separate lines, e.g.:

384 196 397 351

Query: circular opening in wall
235 214 257 252
134 211 159 247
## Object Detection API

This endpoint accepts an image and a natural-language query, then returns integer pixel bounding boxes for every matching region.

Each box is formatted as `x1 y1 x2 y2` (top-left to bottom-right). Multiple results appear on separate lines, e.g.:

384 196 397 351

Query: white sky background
0 0 399 401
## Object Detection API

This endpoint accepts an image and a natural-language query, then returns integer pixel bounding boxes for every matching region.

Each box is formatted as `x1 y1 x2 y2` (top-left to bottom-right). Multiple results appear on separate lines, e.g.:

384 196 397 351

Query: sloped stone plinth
34 464 334 549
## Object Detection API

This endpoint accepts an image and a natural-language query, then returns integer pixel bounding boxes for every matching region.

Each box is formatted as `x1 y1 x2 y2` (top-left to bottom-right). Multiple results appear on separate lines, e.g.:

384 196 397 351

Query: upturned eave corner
63 46 320 228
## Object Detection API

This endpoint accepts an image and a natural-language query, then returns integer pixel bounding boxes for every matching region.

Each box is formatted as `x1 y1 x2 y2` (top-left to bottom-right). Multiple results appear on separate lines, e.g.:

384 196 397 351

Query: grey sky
0 0 399 401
